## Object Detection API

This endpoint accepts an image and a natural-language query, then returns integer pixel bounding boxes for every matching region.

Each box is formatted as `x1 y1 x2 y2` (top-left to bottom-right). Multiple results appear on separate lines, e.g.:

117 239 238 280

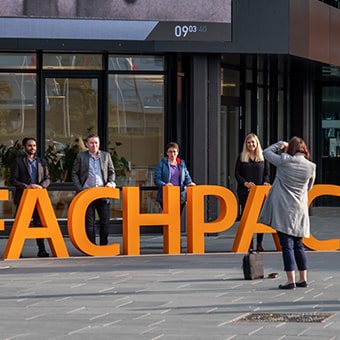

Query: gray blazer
71 150 115 193
258 141 316 238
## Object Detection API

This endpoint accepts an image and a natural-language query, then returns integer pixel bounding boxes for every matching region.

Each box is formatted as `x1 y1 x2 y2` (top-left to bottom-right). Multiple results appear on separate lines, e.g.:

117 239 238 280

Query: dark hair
22 137 36 146
86 133 100 141
287 136 310 160
165 142 179 153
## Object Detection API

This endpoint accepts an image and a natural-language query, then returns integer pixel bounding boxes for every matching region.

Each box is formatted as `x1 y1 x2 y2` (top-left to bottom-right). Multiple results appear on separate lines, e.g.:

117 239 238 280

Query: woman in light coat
258 137 316 290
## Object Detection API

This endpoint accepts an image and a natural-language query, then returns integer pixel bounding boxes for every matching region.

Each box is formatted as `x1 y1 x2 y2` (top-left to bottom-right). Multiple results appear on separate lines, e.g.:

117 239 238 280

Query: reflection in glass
0 73 36 137
109 55 164 71
43 54 102 70
108 74 163 135
45 78 98 182
321 86 340 157
0 54 36 69
0 72 37 220
108 74 164 174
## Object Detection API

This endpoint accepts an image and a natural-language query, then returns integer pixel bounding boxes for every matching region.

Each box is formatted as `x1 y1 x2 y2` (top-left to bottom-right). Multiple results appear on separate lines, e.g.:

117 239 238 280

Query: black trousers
85 198 110 245
15 205 47 250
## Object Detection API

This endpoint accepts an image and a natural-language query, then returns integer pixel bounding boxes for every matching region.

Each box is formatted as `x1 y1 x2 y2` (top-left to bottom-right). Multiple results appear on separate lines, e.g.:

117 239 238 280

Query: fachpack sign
1 184 339 259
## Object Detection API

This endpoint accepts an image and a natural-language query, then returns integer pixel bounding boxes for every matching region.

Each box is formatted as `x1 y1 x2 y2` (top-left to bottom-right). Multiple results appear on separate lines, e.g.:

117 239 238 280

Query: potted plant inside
109 142 130 186
0 140 23 186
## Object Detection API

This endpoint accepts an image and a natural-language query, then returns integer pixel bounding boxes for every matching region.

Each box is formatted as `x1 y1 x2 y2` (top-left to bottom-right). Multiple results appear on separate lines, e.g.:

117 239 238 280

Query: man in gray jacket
72 134 116 245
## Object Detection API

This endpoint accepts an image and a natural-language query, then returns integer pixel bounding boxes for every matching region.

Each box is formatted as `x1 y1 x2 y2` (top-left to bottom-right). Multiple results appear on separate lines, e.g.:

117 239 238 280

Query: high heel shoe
278 283 296 290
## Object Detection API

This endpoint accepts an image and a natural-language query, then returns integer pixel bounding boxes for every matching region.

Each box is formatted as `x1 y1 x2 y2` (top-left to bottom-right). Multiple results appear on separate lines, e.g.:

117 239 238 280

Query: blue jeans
277 231 307 272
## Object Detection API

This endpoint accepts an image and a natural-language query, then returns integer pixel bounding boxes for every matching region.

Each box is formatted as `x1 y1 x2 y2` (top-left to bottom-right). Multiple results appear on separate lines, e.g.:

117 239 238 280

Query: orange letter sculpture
122 186 181 255
3 188 69 259
186 185 238 253
232 185 281 252
68 187 121 256
305 184 340 250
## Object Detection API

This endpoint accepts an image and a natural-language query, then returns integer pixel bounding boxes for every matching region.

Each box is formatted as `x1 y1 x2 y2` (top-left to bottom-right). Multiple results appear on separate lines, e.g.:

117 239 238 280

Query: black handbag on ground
242 250 264 280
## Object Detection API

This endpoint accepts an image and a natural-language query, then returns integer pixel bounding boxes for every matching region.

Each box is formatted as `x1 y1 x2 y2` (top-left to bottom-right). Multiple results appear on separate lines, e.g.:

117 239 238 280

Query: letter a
232 185 281 252
3 189 69 259
186 185 238 253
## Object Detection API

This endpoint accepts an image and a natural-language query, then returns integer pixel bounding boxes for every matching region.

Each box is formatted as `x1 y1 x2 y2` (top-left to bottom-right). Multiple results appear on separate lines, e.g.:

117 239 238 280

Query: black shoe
249 240 254 251
37 249 49 257
296 281 309 288
278 283 296 290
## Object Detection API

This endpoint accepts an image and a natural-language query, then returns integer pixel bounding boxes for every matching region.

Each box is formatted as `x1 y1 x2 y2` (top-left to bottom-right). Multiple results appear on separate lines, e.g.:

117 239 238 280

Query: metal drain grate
235 312 334 323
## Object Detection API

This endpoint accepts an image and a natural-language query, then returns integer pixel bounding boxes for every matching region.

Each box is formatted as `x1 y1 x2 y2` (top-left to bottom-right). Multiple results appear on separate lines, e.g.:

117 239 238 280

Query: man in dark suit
71 134 116 245
11 137 51 257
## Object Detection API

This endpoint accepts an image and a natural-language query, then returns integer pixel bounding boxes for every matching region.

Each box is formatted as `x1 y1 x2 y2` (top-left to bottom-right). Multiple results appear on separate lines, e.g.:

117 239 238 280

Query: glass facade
0 53 165 220
220 55 288 197
319 65 340 206
43 54 103 70
321 85 340 158
1 50 340 224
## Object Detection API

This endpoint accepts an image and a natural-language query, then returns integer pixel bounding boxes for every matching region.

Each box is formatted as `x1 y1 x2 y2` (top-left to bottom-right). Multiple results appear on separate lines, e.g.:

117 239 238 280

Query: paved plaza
0 207 339 339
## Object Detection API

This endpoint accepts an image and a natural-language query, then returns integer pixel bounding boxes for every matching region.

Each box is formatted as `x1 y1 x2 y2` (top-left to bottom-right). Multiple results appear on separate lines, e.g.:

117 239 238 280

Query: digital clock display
174 25 207 38
146 21 231 42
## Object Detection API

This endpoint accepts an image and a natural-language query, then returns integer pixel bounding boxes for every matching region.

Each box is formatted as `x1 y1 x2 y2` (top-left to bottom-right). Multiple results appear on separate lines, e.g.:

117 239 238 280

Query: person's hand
263 182 271 186
244 181 255 189
188 182 196 186
283 141 288 152
27 184 43 189
105 183 116 188
166 183 173 186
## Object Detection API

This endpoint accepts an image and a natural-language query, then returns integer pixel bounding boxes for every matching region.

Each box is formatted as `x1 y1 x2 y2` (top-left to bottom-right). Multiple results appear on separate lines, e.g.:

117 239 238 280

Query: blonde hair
240 133 264 162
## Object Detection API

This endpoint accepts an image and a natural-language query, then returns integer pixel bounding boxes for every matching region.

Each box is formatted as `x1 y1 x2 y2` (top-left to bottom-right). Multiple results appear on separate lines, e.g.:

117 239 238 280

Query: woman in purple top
154 142 195 209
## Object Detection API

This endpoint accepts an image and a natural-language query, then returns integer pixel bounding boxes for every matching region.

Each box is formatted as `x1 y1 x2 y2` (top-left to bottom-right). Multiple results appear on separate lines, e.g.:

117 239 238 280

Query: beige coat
258 141 316 238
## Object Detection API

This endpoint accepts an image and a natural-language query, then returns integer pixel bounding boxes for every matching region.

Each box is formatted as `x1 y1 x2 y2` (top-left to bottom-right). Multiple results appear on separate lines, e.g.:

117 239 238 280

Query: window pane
0 54 36 69
45 78 98 182
0 73 37 208
0 73 36 137
43 54 102 70
109 55 164 71
221 68 239 96
108 74 164 187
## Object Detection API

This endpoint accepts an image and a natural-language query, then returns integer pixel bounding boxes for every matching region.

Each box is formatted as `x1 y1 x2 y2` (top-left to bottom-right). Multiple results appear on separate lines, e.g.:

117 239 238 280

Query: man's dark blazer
71 150 115 193
11 155 51 205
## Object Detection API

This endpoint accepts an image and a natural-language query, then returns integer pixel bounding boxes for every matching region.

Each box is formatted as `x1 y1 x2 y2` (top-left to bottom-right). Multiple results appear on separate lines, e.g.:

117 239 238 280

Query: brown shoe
256 243 264 252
